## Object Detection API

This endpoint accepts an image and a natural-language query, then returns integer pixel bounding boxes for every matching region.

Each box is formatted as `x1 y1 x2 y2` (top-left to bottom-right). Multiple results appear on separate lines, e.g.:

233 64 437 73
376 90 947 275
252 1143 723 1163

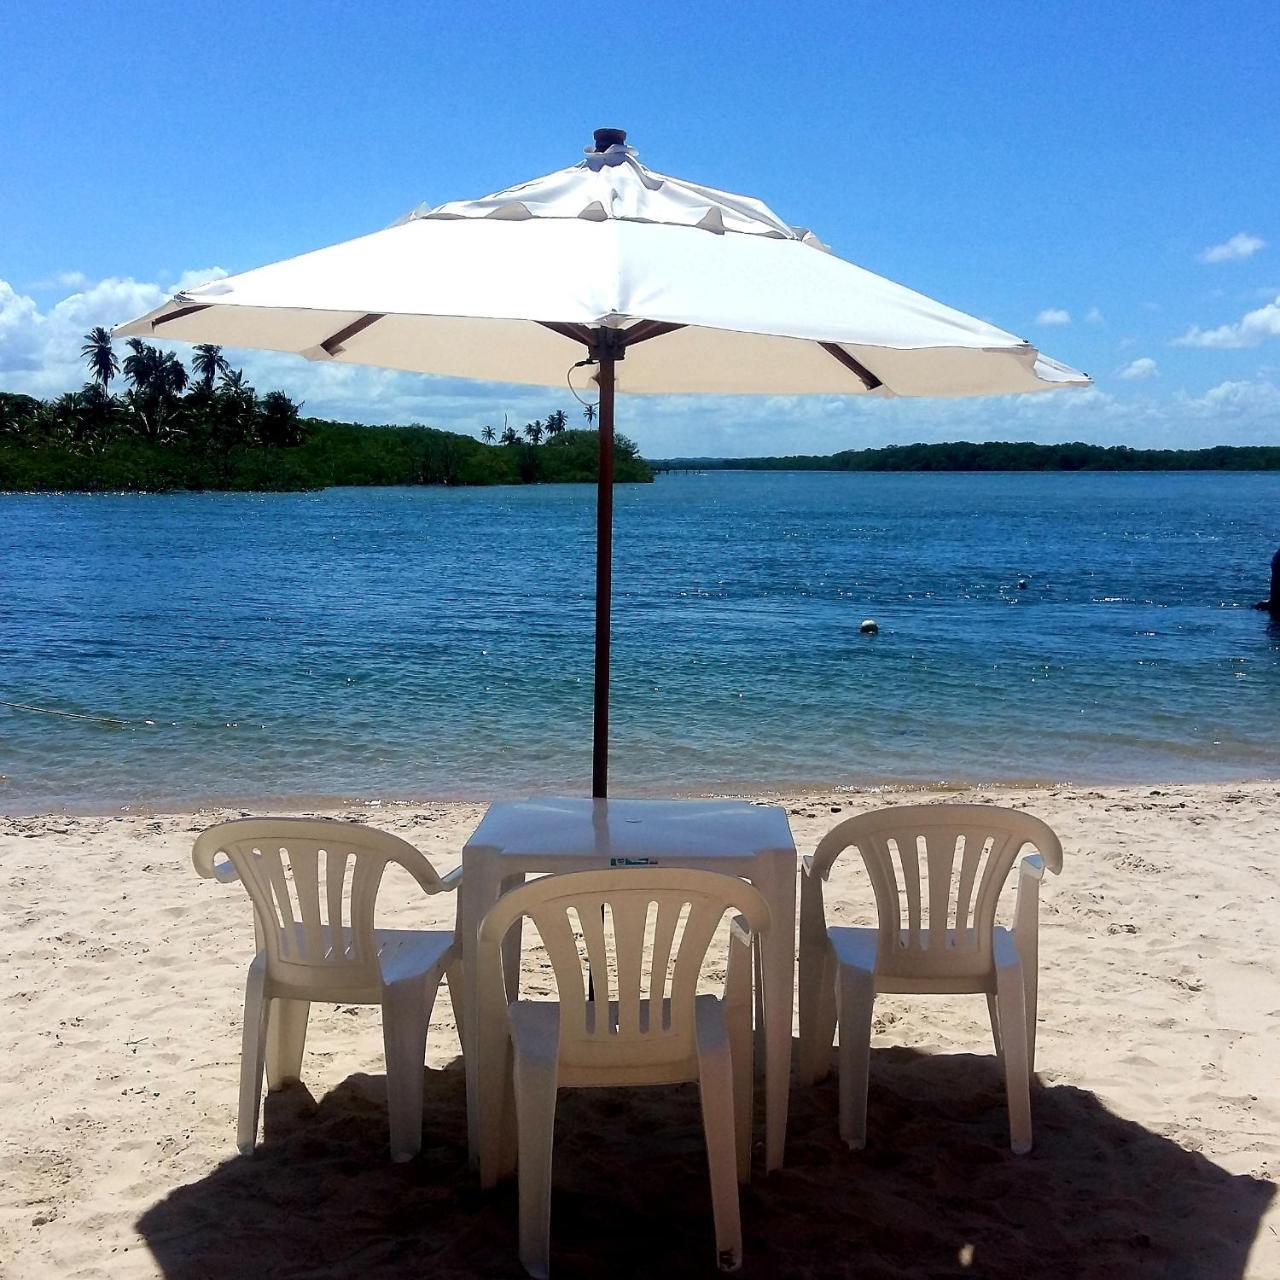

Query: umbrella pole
592 339 617 798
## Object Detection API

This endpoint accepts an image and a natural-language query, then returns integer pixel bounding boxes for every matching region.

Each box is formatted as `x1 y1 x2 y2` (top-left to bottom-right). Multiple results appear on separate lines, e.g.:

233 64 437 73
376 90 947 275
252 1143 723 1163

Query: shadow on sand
137 1045 1274 1279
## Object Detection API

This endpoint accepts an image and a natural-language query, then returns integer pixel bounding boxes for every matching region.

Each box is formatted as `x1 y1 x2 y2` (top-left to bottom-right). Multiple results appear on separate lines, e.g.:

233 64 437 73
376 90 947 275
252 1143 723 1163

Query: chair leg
237 961 270 1155
513 1050 559 1280
446 958 465 1051
800 945 838 1086
836 966 876 1150
382 973 437 1163
1022 949 1040 1074
266 999 309 1091
995 962 1033 1154
726 986 754 1184
478 1018 517 1189
985 992 1002 1058
696 1012 743 1272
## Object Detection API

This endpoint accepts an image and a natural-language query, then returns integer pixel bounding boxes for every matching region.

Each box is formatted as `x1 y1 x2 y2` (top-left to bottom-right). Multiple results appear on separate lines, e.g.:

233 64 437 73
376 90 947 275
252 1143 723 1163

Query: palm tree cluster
481 404 591 448
0 329 304 452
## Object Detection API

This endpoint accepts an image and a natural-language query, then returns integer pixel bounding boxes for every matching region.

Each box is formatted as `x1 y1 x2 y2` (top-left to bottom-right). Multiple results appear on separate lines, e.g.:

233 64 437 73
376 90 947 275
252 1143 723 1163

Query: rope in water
0 699 154 727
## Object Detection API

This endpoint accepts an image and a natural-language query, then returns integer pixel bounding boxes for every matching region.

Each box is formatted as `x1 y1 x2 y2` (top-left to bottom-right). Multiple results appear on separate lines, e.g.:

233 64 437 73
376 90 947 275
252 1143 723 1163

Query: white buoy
859 618 879 635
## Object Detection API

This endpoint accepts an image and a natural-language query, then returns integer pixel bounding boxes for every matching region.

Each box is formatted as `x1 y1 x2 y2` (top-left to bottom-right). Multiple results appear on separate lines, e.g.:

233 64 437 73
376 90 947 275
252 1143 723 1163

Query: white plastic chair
796 804 1063 1154
191 817 464 1162
476 868 771 1278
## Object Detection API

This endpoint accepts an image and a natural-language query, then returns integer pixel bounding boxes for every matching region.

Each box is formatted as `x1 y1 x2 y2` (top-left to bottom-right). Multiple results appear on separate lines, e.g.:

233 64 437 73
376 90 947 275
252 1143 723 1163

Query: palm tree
220 367 251 395
192 343 229 389
481 424 496 444
81 327 118 388
258 390 303 447
122 337 152 390
124 339 187 397
524 420 544 445
207 369 257 446
500 425 519 445
544 409 567 438
54 390 86 418
161 351 188 398
582 402 597 426
122 339 189 439
54 391 98 448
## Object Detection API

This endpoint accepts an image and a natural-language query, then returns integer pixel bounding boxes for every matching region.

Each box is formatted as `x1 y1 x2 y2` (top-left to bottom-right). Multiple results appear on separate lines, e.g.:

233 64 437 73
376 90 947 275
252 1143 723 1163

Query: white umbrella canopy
118 127 1089 796
119 131 1085 398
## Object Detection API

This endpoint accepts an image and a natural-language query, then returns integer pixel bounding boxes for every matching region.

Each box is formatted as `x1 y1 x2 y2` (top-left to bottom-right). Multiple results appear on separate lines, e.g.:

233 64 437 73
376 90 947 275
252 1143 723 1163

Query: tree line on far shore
653 440 1280 472
0 329 650 491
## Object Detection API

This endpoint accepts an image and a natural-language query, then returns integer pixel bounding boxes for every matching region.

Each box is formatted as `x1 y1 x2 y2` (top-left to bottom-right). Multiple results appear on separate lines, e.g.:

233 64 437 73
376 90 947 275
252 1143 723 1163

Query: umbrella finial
593 127 627 152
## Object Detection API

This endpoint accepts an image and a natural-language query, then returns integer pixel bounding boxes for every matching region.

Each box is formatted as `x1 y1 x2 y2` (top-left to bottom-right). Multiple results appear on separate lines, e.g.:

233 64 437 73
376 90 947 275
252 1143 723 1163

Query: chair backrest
192 818 451 991
478 868 771 1074
812 804 1062 980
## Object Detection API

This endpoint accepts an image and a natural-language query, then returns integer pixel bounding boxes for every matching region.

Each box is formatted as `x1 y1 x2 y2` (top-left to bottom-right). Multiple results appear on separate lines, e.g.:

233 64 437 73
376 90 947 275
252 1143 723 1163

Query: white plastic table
459 796 798 1172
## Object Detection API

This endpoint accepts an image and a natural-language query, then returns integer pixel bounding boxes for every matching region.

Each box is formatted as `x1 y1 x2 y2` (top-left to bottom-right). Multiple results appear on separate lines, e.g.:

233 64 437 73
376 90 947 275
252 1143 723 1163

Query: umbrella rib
538 321 596 347
620 320 686 347
320 313 386 356
819 341 883 391
151 304 211 330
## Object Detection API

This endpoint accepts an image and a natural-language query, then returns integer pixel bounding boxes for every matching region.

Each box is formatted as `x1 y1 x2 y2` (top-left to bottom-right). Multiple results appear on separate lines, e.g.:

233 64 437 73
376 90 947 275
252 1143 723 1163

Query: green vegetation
0 331 650 492
653 440 1280 472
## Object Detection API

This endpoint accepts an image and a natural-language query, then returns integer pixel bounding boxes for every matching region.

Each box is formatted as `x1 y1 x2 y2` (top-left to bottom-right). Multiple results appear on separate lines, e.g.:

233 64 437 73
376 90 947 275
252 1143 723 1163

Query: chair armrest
1019 853 1046 883
729 913 754 949
801 853 819 878
397 853 463 896
192 847 240 884
434 864 463 892
191 829 242 883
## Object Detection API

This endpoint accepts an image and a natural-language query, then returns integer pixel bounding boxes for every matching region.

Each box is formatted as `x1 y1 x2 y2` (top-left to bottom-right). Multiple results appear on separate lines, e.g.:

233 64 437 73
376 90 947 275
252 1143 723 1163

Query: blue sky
2 0 1277 456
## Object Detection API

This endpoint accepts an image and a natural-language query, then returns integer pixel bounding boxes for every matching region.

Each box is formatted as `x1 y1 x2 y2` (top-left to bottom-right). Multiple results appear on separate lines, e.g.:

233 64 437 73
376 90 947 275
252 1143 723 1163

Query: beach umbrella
117 127 1089 797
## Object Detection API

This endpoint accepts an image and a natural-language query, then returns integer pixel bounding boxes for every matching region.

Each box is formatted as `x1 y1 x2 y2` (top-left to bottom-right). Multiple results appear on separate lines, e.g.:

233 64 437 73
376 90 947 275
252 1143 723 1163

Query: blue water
1 472 1277 813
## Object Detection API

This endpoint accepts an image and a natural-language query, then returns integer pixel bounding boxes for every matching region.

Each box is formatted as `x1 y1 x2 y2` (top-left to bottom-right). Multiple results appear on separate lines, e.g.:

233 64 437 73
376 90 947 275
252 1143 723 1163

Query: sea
1 471 1277 813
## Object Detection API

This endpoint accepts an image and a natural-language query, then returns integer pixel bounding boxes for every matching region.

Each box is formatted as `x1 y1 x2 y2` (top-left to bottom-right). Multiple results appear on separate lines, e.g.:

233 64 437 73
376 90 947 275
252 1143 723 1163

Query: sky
2 0 1278 457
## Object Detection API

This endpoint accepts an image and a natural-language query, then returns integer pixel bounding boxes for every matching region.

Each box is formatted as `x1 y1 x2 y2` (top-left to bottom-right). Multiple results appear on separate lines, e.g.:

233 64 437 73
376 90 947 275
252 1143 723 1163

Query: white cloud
172 267 229 293
1174 294 1280 349
0 280 42 371
1179 377 1280 418
1085 307 1105 325
1117 357 1159 381
30 270 90 292
1035 308 1071 326
1198 233 1267 264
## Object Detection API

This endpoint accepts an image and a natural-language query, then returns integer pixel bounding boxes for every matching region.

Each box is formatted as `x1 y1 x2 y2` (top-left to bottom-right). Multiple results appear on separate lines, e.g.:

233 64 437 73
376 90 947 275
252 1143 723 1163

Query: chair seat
827 925 1013 995
508 995 719 1087
376 926 457 975
268 926 456 1002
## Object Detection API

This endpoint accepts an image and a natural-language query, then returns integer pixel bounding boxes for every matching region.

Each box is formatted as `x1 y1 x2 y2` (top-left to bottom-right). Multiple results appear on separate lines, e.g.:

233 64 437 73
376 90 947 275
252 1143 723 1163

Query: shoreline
4 770 1277 820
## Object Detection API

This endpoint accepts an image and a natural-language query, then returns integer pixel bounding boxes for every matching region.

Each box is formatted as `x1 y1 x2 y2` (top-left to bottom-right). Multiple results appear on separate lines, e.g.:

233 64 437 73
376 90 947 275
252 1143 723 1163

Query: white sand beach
1 781 1277 1278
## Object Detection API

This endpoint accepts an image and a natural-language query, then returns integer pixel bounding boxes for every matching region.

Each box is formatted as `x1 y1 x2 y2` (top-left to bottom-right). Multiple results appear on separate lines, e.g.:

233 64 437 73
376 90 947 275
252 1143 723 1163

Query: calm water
1 472 1277 812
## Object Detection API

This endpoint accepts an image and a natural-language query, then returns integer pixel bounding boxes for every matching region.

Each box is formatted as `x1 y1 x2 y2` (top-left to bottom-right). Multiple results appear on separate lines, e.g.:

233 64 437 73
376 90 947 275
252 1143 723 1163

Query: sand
1 782 1277 1279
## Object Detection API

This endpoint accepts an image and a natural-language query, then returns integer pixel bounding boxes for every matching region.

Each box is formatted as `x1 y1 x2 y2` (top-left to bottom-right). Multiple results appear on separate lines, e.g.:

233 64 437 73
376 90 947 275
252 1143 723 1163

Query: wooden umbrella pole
592 331 619 798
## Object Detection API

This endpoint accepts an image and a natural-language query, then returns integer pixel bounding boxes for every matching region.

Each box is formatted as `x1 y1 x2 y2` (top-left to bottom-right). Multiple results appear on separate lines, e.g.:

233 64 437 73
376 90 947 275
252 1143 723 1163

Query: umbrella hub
592 126 627 152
